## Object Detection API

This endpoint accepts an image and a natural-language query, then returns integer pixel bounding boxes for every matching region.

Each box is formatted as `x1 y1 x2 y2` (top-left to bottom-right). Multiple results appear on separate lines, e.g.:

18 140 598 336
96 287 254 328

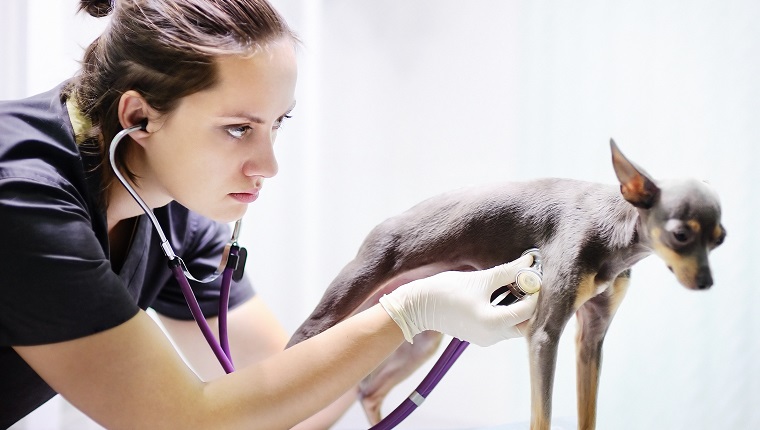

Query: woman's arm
14 257 537 428
15 304 403 429
156 297 290 381
157 296 359 428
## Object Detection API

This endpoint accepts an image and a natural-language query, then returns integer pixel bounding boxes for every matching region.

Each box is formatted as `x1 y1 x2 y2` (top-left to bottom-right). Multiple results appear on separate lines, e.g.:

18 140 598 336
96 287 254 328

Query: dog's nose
696 270 713 290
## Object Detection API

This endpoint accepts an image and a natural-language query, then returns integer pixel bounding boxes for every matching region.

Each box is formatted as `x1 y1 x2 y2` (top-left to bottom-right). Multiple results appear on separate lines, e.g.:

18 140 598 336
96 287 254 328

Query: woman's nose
242 132 279 178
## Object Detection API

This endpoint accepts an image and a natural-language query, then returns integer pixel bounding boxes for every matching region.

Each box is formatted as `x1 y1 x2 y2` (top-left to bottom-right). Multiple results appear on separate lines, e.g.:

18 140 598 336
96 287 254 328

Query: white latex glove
379 254 539 347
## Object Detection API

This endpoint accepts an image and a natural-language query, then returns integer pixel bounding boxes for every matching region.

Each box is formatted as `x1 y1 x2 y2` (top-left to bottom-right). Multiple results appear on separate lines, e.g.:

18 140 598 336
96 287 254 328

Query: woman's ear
118 91 159 141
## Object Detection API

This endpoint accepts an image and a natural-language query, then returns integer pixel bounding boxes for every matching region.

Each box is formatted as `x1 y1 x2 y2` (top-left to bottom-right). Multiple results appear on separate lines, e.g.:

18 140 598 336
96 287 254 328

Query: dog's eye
665 220 694 246
672 231 690 243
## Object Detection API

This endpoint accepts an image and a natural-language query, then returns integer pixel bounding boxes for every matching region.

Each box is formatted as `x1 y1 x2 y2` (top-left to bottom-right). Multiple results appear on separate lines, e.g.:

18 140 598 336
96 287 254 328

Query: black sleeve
149 208 255 320
0 173 139 346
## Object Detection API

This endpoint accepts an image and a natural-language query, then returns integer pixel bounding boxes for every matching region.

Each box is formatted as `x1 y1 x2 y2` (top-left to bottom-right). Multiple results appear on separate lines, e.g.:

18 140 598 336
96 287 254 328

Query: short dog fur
287 140 726 429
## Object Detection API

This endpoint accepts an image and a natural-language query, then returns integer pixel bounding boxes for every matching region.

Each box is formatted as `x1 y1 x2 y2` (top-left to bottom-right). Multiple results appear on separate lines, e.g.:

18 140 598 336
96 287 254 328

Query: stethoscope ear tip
138 118 149 131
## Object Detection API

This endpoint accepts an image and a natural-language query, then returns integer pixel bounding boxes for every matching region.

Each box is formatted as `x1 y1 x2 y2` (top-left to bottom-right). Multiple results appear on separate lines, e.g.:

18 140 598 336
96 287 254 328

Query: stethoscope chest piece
490 248 543 306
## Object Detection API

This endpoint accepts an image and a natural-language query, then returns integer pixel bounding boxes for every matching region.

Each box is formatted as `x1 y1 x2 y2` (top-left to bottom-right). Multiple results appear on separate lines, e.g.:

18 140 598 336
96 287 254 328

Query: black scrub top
0 83 255 427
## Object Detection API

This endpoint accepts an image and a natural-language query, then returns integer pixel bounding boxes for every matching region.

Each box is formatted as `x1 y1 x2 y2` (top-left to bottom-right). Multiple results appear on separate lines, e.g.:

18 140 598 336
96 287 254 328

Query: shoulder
0 84 107 252
0 83 76 150
0 83 83 186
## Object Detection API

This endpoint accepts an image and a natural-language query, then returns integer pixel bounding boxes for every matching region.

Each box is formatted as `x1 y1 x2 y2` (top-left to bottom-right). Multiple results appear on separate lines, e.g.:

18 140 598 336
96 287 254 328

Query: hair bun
79 0 113 18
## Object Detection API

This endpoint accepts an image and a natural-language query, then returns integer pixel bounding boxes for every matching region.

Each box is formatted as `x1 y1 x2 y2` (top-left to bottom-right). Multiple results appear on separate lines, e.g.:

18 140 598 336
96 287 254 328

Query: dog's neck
588 200 655 281
620 206 656 267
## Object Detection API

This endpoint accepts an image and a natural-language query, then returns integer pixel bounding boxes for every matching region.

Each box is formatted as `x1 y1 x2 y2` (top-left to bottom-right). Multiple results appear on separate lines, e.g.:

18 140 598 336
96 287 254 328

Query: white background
2 1 757 429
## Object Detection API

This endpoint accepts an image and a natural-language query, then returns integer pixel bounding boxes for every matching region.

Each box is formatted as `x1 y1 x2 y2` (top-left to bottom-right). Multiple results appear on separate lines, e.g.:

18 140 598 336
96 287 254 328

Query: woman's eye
226 125 252 139
273 114 293 130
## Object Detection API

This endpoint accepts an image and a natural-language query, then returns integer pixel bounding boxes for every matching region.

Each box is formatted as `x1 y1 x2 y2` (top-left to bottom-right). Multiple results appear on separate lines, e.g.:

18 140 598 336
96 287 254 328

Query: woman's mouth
229 190 259 204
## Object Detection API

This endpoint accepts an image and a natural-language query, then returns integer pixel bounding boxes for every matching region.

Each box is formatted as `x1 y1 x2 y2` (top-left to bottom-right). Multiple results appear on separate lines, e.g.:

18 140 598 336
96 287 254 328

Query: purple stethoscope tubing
169 248 239 374
370 338 470 429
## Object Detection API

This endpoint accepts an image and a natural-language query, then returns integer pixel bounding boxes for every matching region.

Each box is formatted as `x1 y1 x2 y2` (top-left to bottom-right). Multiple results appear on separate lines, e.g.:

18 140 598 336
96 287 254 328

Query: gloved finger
473 295 538 345
483 253 534 293
489 292 539 326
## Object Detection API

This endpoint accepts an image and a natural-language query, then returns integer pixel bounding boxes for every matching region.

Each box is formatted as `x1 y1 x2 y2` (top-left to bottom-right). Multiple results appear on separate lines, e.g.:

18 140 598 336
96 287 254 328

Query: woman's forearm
202 304 404 429
16 304 403 430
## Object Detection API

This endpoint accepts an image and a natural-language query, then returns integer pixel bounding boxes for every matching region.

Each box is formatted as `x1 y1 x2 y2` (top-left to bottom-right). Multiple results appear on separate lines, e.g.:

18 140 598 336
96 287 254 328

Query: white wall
3 1 757 429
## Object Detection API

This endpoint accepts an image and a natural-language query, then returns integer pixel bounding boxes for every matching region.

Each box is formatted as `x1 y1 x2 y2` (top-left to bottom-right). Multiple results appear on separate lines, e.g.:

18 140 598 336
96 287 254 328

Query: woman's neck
106 183 143 232
105 144 172 232
105 178 171 232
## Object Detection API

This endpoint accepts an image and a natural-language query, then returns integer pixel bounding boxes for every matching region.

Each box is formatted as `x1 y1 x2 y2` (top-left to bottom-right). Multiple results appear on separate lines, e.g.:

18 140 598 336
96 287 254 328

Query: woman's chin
198 205 247 224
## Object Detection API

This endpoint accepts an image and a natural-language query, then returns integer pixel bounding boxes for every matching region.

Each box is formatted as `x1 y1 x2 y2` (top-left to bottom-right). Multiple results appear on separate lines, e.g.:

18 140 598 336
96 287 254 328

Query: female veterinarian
0 0 538 428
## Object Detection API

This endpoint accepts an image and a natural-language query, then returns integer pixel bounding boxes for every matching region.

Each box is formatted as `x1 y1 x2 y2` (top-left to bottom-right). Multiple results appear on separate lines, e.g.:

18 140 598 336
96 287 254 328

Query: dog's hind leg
359 331 443 424
574 271 631 430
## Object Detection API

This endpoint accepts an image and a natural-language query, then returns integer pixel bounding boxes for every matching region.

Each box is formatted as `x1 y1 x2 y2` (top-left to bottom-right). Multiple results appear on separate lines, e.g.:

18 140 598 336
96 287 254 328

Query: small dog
287 140 726 429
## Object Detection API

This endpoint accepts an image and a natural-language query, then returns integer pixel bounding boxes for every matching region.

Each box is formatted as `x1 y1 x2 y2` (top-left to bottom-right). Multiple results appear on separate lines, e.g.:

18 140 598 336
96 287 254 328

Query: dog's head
610 139 726 290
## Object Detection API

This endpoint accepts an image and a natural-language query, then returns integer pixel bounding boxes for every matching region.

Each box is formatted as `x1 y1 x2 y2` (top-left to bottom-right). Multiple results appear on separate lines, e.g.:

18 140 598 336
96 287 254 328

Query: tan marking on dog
573 274 600 310
651 235 699 288
529 341 551 430
713 224 724 242
575 305 596 429
574 276 629 430
687 219 702 233
607 275 631 316
576 354 599 430
530 399 551 430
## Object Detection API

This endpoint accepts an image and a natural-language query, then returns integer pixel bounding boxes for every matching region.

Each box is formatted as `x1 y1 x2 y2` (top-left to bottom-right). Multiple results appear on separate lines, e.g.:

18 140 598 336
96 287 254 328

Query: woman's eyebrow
220 101 296 123
218 112 265 124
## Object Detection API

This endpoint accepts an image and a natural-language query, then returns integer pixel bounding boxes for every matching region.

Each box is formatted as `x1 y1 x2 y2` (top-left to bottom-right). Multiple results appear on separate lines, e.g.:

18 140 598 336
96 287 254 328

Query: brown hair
69 0 296 192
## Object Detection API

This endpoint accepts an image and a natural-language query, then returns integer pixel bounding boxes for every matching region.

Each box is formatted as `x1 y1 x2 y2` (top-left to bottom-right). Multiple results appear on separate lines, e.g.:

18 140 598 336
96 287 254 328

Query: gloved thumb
483 253 534 292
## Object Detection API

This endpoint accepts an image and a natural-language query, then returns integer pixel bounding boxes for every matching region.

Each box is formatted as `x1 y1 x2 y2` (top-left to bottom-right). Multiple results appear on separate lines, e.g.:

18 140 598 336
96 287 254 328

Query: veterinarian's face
141 38 297 222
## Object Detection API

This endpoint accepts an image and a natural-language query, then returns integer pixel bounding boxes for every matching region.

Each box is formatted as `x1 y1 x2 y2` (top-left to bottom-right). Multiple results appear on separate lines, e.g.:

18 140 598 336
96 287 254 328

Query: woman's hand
379 254 539 346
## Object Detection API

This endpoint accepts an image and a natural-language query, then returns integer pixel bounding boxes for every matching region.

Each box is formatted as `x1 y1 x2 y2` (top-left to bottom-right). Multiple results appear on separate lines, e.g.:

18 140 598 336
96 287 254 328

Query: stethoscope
368 249 543 429
109 122 246 374
110 122 542 428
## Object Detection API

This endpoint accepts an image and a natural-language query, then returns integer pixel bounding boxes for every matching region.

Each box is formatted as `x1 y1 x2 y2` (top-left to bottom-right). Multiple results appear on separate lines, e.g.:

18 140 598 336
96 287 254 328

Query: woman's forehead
216 39 297 84
179 41 297 116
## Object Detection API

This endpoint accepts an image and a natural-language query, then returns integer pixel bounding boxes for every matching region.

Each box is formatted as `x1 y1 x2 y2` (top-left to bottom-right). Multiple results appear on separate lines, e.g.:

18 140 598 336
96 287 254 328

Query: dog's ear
610 139 660 209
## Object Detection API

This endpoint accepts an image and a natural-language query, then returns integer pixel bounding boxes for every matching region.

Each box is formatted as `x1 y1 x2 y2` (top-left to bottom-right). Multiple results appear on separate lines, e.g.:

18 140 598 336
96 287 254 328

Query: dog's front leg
574 272 630 430
527 286 575 430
